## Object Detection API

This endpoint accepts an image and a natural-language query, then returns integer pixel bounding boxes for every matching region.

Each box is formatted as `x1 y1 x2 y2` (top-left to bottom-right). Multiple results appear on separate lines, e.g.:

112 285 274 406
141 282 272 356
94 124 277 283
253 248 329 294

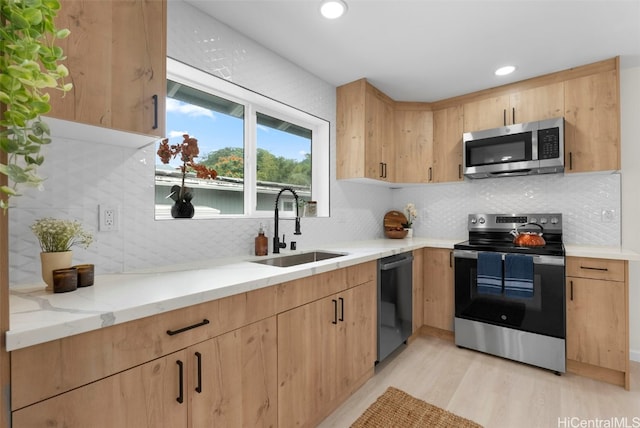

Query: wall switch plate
99 205 119 231
601 209 615 223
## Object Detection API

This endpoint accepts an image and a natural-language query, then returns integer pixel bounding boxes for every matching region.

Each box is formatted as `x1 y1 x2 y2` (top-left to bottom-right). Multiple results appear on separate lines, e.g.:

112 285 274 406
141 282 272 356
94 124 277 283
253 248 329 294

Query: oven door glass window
454 254 565 339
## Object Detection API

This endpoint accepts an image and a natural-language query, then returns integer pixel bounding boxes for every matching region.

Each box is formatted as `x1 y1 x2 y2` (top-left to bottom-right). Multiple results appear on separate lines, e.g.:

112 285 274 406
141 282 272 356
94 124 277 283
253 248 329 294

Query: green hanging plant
0 0 72 210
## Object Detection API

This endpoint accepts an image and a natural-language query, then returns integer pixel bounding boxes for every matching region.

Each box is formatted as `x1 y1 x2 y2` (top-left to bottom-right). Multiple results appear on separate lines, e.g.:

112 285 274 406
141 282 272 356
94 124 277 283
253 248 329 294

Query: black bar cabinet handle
152 94 159 130
332 299 338 324
449 251 453 268
428 167 432 182
379 162 384 178
167 319 210 336
458 164 462 179
580 265 609 272
176 360 184 403
570 280 574 301
339 297 344 322
195 352 203 393
503 109 507 126
383 162 388 178
569 152 573 170
512 107 515 124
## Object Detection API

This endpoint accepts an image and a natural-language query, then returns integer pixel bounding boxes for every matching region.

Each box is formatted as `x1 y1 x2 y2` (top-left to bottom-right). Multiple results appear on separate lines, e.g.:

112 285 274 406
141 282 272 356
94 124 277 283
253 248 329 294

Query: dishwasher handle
380 255 414 271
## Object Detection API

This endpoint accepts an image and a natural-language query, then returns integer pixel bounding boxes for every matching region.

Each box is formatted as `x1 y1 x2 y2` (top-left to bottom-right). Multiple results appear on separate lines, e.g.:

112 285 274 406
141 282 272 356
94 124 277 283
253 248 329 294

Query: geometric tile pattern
8 1 621 285
392 172 621 246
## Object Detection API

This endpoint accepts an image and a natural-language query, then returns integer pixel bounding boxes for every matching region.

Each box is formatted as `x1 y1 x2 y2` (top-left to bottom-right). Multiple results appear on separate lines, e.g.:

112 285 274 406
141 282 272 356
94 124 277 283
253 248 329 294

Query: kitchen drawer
346 260 376 287
11 285 277 410
276 262 375 313
566 257 626 282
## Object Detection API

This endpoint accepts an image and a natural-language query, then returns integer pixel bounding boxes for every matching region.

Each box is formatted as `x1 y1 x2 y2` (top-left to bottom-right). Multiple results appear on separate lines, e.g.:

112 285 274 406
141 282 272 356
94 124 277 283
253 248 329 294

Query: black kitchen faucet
273 187 302 253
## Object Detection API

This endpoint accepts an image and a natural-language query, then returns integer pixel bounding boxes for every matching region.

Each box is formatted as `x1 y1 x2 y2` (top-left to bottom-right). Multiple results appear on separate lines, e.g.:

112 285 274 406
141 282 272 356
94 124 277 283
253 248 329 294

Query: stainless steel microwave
462 117 564 179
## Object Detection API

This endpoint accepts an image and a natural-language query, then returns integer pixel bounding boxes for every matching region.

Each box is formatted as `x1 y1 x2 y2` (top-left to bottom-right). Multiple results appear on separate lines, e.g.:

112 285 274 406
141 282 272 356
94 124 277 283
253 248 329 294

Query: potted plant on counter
402 202 418 238
31 217 93 291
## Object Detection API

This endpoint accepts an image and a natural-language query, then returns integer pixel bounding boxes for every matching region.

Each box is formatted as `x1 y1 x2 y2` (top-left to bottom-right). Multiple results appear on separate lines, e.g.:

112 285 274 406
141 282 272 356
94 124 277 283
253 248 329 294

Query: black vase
171 200 195 218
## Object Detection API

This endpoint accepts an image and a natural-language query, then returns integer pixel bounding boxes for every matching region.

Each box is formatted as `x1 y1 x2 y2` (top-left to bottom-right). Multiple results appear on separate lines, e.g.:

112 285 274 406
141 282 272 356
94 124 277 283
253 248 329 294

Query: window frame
165 57 330 218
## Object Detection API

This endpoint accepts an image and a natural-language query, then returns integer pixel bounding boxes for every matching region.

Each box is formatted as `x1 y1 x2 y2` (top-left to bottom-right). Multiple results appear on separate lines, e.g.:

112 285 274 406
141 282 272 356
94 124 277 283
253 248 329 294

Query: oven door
454 249 565 339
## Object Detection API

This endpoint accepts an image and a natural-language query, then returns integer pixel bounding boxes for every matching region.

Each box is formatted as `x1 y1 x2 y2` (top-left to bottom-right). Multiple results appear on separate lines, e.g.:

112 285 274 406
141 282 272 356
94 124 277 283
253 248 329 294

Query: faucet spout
273 186 302 254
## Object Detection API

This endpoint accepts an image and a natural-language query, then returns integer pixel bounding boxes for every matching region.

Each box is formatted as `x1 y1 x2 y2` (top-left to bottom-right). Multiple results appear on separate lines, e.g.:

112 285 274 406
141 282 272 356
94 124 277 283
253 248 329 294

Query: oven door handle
453 250 564 266
380 256 413 271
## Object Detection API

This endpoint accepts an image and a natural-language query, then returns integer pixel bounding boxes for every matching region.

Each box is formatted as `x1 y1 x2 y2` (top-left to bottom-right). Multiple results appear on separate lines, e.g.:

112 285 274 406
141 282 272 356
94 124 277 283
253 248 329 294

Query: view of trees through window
156 80 312 218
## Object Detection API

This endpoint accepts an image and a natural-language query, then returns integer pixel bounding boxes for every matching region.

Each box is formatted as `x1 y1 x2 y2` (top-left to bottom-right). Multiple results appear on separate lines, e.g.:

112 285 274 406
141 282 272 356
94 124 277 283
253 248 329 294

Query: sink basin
252 251 346 267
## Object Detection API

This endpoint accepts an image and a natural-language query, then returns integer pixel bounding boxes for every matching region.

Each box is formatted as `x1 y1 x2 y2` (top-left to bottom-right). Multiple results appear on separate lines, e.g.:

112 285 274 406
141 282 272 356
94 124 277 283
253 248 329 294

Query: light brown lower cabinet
278 281 376 428
12 317 277 428
423 248 455 334
12 348 188 427
566 256 629 389
10 262 377 427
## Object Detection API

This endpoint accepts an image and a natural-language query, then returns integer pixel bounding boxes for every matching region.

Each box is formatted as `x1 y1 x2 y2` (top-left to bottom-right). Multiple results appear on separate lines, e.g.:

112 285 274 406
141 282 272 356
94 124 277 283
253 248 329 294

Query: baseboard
630 349 640 363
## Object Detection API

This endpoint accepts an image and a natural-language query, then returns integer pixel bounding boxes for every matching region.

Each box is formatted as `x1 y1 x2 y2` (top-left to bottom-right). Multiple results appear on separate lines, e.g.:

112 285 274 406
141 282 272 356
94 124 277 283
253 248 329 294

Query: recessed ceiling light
495 65 516 76
320 0 348 19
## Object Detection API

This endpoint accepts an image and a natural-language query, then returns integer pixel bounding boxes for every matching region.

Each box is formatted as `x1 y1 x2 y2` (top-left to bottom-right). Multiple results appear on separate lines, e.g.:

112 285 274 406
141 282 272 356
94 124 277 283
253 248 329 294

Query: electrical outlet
601 209 615 223
99 205 119 231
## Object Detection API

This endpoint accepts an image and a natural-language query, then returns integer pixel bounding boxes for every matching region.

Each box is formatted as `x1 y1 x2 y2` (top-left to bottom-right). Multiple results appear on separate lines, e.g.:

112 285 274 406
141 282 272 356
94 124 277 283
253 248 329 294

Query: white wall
8 0 393 284
8 0 638 360
620 64 640 361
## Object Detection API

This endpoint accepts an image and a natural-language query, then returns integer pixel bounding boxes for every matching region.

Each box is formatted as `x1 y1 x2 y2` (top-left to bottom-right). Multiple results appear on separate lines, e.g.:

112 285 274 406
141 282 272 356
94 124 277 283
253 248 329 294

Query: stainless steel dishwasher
377 251 413 363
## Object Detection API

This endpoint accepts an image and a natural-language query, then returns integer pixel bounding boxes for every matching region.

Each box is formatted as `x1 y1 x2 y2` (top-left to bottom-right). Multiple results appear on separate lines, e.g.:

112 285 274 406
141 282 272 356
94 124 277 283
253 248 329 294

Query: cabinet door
394 109 433 183
337 282 377 393
463 95 510 131
510 82 564 124
365 86 395 181
423 248 454 331
111 0 166 136
432 105 463 182
278 295 337 427
412 249 425 332
564 70 620 173
190 317 277 428
566 277 626 371
12 350 187 428
49 0 166 137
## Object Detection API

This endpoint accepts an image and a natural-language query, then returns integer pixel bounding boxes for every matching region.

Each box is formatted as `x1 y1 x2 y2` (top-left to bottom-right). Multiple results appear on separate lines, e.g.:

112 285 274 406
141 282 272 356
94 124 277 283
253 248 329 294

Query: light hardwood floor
319 335 640 428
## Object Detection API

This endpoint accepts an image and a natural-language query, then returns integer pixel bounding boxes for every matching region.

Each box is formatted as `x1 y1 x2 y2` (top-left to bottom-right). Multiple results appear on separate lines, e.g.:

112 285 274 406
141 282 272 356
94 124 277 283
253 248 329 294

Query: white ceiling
183 0 640 102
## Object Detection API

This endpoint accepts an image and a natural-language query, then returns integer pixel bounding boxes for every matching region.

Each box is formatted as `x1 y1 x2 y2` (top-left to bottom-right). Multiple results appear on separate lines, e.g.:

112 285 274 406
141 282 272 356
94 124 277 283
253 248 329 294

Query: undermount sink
251 251 346 268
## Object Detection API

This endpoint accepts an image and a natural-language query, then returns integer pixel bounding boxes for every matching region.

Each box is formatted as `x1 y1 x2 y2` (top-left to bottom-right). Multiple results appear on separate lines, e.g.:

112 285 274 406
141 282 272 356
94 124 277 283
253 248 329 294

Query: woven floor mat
350 386 483 428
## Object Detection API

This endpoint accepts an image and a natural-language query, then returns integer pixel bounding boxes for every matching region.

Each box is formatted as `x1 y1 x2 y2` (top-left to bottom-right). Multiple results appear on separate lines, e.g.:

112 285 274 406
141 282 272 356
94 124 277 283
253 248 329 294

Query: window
155 58 329 219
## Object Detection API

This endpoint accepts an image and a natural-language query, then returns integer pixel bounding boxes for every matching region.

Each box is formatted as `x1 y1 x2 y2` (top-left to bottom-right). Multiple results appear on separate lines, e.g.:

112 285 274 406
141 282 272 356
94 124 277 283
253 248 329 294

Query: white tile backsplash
392 172 621 245
8 0 622 285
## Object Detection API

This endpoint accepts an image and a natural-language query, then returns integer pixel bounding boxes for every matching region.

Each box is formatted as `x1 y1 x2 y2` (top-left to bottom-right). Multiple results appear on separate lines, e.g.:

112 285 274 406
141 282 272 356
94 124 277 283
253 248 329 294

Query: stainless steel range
453 213 566 373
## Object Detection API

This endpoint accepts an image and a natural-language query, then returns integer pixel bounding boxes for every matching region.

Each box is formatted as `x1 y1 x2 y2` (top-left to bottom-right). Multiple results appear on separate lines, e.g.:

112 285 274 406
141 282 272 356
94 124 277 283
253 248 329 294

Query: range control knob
479 217 486 224
529 217 537 224
551 217 559 224
540 217 548 224
470 217 477 224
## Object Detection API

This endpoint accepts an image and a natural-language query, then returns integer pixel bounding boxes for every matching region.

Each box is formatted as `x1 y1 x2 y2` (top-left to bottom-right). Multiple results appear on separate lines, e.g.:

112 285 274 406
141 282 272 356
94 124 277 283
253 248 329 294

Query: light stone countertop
7 237 638 351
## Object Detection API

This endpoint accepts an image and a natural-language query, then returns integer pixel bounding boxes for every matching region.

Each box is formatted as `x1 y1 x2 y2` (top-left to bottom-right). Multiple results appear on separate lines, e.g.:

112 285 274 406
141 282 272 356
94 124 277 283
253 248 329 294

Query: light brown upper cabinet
337 79 395 182
394 105 433 183
337 57 619 184
432 105 464 182
564 70 620 173
463 83 564 132
48 0 167 137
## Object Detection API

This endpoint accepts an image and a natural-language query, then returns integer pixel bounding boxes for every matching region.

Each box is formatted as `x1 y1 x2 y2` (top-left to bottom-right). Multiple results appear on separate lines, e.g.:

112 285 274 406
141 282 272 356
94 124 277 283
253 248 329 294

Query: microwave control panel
538 127 560 159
